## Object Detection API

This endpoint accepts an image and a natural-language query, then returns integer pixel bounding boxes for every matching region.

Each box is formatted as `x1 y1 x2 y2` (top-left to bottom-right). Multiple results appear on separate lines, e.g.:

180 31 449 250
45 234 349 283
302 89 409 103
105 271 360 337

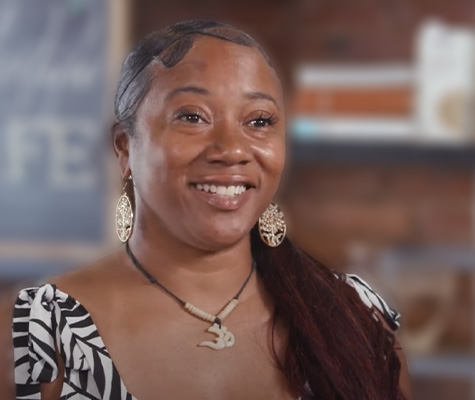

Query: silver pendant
198 322 235 350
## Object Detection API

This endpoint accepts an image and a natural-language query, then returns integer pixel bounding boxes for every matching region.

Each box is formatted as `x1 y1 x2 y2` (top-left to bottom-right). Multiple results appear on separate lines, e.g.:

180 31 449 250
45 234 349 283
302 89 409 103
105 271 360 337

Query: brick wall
284 165 474 269
132 0 474 63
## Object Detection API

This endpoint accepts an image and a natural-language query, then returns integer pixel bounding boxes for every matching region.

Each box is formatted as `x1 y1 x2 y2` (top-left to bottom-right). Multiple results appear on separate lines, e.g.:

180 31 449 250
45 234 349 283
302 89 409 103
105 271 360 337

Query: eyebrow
165 85 210 101
244 91 280 109
165 86 280 109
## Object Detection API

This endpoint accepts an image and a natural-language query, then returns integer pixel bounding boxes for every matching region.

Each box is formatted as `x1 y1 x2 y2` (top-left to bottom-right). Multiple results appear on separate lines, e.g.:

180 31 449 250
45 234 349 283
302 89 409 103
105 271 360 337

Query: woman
8 21 410 399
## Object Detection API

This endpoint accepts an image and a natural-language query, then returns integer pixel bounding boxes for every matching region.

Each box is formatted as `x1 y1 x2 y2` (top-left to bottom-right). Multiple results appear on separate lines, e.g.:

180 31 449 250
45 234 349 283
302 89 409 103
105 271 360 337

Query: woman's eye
177 113 204 123
249 117 274 128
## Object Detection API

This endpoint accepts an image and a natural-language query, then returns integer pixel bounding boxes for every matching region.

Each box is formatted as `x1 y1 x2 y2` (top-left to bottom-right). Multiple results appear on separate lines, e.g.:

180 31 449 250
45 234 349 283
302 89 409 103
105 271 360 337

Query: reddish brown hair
251 225 403 399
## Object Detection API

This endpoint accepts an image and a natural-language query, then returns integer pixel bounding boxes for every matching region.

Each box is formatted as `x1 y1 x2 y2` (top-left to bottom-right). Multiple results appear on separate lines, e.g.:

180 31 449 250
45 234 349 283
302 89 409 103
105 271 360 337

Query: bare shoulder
49 247 134 311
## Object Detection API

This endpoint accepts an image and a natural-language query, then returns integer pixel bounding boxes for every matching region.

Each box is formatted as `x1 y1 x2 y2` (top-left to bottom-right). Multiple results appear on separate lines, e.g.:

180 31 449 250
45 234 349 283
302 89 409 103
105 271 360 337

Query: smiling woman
6 21 410 400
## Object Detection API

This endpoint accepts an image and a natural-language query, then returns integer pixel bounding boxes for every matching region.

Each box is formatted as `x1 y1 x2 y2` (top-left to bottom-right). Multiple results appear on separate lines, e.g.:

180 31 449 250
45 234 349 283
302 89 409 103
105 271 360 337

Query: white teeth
194 184 247 197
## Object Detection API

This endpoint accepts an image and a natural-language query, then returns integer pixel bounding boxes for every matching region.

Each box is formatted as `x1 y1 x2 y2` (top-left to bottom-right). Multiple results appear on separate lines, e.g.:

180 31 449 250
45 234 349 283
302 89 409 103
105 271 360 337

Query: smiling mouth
192 183 252 197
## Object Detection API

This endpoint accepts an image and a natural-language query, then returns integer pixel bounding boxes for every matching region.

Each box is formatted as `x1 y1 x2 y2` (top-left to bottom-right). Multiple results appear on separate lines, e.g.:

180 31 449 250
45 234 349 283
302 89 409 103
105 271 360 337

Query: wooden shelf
408 355 475 378
290 140 475 168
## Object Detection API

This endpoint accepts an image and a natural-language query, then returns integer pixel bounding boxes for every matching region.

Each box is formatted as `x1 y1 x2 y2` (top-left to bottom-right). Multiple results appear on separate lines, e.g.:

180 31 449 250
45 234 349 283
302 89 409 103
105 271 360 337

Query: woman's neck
126 226 258 314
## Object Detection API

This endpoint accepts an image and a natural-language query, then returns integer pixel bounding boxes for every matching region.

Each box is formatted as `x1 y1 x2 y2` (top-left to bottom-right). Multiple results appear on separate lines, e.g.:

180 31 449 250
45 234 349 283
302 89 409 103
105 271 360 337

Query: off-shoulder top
12 274 400 400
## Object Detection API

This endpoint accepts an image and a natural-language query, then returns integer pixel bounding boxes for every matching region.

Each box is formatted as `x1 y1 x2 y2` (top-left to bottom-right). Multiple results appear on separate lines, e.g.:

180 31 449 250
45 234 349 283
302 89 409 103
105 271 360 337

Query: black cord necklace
125 240 256 350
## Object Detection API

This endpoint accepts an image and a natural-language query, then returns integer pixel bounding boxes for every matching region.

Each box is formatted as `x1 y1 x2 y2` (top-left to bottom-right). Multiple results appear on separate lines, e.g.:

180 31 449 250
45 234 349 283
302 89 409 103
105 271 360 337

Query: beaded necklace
125 241 256 350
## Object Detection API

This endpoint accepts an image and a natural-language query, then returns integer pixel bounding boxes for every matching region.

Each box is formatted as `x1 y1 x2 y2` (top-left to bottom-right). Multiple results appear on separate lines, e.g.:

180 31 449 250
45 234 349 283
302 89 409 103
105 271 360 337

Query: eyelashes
249 114 278 128
175 110 207 124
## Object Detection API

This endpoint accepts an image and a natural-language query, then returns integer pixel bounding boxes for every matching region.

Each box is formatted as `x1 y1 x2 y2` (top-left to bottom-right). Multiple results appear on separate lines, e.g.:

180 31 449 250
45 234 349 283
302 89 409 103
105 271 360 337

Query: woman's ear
112 124 131 178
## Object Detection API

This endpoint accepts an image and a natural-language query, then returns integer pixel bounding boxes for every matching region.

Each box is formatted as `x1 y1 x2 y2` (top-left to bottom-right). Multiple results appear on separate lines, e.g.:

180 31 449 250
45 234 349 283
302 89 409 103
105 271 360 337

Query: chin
192 223 251 251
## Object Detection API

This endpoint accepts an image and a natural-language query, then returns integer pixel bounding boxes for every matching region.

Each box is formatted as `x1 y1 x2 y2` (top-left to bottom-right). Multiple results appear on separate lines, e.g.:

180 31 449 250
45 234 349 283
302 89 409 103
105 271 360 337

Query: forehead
147 36 282 100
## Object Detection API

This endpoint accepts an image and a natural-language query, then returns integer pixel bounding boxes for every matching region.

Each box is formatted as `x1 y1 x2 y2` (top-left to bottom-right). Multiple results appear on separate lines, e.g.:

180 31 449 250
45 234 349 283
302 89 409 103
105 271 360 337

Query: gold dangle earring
258 202 287 247
116 175 134 243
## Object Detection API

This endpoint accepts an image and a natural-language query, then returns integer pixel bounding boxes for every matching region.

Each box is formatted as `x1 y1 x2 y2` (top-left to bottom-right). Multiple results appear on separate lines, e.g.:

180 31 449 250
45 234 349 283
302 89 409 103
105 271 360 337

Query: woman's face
123 36 286 251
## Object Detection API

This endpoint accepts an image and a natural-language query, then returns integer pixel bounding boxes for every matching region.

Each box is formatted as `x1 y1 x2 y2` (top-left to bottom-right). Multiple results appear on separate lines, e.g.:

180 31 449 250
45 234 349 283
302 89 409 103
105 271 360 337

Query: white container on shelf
415 20 475 143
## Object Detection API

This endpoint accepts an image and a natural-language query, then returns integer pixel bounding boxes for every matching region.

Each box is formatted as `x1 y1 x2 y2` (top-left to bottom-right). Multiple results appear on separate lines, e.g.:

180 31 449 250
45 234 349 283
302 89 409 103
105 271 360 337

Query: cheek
140 134 202 192
165 138 198 169
253 139 286 179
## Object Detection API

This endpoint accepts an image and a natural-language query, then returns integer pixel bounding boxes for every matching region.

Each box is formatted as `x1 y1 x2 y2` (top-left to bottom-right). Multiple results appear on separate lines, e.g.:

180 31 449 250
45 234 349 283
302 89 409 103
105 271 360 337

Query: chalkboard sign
0 0 110 277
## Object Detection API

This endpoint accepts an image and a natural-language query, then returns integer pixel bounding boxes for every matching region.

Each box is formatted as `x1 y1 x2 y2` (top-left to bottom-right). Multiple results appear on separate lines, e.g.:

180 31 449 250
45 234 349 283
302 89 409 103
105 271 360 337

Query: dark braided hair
112 20 404 400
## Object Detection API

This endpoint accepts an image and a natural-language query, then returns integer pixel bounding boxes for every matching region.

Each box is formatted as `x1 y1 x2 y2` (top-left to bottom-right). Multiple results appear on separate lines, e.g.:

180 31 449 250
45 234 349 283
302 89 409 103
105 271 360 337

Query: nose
205 122 252 166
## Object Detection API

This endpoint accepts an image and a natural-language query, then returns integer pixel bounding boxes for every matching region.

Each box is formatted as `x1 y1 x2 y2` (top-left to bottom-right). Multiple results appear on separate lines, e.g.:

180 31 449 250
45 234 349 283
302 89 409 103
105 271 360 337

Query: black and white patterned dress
12 274 400 400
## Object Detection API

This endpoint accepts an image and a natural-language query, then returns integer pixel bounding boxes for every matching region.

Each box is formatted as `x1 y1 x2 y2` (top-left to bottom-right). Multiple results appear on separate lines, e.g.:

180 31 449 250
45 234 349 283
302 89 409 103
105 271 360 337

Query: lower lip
190 186 254 211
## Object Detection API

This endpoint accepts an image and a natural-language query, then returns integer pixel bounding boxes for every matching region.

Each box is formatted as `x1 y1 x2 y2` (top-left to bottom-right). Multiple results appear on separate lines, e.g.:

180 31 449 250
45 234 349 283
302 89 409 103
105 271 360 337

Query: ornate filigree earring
258 202 286 247
116 175 134 243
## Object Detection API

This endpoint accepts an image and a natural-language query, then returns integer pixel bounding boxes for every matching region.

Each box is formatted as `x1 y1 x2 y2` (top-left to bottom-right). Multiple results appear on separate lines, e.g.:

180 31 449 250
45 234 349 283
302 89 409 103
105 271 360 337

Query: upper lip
189 175 257 188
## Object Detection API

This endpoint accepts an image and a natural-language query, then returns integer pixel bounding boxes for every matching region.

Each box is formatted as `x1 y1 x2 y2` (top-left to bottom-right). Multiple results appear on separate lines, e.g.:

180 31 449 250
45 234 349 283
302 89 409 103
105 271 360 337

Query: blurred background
1 0 475 398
